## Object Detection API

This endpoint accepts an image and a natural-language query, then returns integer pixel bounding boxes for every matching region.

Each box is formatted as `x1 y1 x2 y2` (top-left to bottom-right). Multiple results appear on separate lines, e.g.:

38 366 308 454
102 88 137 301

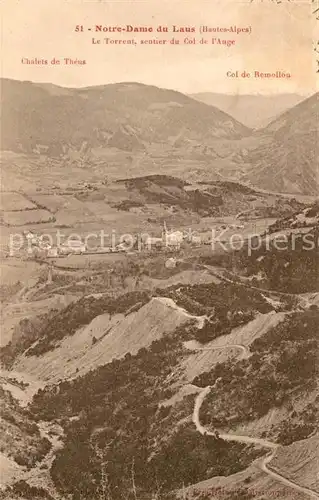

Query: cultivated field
3 210 54 226
0 192 36 211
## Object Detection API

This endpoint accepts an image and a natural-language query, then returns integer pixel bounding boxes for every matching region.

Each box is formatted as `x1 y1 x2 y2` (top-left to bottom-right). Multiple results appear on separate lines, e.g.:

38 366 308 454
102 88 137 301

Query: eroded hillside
0 256 317 499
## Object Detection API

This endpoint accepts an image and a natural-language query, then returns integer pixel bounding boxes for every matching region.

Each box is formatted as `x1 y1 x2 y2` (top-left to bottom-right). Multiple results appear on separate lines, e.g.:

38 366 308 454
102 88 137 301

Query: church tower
47 263 53 284
162 220 168 245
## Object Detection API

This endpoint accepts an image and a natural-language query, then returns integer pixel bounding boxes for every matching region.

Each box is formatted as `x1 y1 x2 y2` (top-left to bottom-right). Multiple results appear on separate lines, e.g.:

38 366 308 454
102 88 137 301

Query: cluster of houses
21 221 247 259
23 231 87 258
142 223 210 250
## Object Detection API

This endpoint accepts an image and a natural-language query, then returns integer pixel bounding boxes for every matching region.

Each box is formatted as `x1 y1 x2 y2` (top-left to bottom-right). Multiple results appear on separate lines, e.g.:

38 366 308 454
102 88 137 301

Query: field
0 152 315 255
0 192 36 211
27 194 67 213
3 209 54 226
0 259 43 286
0 78 318 500
51 252 128 269
0 294 77 347
0 211 317 499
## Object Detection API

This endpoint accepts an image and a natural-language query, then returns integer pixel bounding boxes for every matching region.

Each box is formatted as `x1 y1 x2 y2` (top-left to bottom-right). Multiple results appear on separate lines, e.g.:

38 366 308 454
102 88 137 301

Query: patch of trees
29 330 262 499
156 282 272 343
25 290 150 357
173 486 256 500
275 399 319 445
251 309 318 353
200 180 257 196
199 253 234 268
166 282 271 314
233 227 319 293
149 425 263 491
193 310 318 428
0 311 56 368
0 387 51 468
112 199 144 211
2 481 54 500
268 202 318 233
118 175 223 215
0 281 23 303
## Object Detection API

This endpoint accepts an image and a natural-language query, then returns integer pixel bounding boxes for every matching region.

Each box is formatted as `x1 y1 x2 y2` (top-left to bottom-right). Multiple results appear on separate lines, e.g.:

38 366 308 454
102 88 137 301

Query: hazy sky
1 0 317 94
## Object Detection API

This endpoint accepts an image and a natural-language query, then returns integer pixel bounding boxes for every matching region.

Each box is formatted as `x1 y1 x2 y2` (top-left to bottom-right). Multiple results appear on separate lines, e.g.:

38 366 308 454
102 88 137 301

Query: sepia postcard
0 0 318 499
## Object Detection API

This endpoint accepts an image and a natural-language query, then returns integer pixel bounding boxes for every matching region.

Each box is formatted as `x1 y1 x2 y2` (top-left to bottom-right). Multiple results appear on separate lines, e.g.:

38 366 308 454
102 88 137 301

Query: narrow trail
198 263 303 301
193 385 319 499
184 341 248 358
26 282 77 302
0 371 63 496
177 297 319 498
2 288 317 497
22 421 64 498
156 296 209 328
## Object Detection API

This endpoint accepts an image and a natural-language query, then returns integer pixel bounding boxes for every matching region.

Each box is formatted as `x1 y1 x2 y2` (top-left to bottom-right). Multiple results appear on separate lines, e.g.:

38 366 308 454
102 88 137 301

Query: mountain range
0 77 318 500
243 93 318 195
190 92 307 129
0 78 248 155
0 78 318 195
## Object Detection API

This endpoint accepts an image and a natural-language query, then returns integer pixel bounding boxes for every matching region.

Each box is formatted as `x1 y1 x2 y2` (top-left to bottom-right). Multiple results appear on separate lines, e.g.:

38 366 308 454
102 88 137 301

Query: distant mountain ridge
243 93 319 195
1 78 318 196
190 92 308 129
0 78 250 156
261 92 318 137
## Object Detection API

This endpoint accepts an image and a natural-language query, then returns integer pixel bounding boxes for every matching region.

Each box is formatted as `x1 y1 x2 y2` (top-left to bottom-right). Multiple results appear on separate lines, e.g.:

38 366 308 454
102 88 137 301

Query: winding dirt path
177 294 318 498
199 263 303 301
193 385 319 499
2 292 317 497
167 300 318 496
184 340 248 358
22 421 64 497
0 370 64 496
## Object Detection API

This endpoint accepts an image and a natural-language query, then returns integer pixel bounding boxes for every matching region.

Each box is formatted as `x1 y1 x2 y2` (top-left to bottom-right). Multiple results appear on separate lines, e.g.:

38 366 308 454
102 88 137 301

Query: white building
164 230 183 248
47 247 59 258
144 237 164 250
60 240 86 255
165 257 177 269
141 223 185 252
190 235 202 246
24 231 39 245
162 222 183 250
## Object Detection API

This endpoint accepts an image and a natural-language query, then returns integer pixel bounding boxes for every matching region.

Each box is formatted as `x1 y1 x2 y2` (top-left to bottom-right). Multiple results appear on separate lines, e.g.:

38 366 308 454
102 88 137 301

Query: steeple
162 220 168 244
47 263 53 284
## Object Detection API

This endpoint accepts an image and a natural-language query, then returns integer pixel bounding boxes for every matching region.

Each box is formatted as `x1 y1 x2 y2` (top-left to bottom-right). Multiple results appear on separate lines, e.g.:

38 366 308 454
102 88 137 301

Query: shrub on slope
193 310 318 432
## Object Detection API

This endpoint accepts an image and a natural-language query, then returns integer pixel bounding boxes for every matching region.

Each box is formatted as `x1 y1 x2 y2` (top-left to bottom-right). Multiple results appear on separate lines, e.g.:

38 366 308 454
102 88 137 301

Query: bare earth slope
244 93 319 195
190 92 306 129
12 297 193 382
270 435 319 494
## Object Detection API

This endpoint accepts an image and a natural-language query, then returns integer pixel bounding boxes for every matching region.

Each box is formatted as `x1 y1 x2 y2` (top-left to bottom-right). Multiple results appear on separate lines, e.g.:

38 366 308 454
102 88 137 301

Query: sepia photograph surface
0 1 318 499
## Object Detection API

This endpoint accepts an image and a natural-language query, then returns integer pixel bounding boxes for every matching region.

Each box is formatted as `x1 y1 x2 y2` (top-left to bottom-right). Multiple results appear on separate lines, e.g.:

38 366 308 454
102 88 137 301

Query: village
18 220 247 260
